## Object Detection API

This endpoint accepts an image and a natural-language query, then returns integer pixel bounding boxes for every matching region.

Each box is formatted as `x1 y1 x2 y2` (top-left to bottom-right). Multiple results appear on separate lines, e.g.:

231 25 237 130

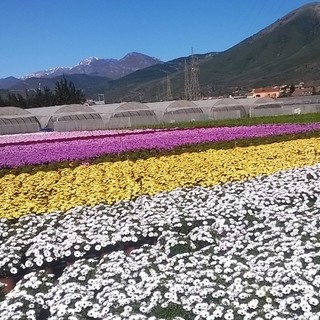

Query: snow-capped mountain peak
21 52 162 80
77 57 100 66
22 67 71 79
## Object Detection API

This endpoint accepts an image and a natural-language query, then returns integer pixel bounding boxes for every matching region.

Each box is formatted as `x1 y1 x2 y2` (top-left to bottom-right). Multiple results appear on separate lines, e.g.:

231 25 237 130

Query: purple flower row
1 123 320 168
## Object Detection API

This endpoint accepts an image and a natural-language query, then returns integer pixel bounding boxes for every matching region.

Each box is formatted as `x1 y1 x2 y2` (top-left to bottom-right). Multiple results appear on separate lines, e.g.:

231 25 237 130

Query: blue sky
0 0 316 78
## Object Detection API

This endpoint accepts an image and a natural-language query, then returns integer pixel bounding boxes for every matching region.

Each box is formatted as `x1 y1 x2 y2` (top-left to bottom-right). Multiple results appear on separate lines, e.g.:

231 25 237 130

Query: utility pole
166 74 172 100
189 49 201 100
184 60 190 100
162 78 166 100
184 48 200 100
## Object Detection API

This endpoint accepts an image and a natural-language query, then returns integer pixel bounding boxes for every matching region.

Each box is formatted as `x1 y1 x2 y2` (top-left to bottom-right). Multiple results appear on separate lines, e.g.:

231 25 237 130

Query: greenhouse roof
116 102 149 111
194 99 222 109
213 98 242 107
54 104 96 114
0 106 32 116
166 100 198 111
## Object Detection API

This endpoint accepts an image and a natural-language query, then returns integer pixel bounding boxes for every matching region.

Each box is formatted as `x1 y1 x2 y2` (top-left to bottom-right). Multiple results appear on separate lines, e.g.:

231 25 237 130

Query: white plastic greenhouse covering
239 98 283 117
46 112 104 132
93 102 159 129
0 106 41 135
29 104 105 132
211 99 247 120
4 94 320 134
193 100 218 119
279 96 320 115
160 100 208 123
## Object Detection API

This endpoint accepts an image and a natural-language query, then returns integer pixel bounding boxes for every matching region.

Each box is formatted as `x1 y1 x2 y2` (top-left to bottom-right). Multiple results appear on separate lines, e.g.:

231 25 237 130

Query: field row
1 164 320 319
1 136 320 219
1 123 320 168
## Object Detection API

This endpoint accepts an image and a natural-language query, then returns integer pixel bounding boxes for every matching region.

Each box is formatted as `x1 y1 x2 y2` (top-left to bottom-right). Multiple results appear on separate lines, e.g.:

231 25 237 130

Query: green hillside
104 2 320 102
200 3 320 86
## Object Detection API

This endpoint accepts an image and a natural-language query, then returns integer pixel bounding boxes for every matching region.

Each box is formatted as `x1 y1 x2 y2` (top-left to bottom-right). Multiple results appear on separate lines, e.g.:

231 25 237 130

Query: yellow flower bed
1 137 320 219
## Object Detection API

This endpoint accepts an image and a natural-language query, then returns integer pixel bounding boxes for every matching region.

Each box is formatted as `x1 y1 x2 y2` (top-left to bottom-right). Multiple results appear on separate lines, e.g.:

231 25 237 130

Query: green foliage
0 77 86 108
27 87 56 108
152 302 193 319
0 90 8 107
0 284 4 302
54 76 86 105
0 97 5 107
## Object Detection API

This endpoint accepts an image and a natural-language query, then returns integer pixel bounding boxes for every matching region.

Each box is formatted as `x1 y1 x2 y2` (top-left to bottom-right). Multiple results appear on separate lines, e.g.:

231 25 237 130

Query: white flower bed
1 164 320 319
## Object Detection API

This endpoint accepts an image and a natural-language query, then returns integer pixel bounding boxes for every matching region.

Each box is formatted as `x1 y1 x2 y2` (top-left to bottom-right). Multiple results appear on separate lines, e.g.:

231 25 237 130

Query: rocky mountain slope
22 52 162 80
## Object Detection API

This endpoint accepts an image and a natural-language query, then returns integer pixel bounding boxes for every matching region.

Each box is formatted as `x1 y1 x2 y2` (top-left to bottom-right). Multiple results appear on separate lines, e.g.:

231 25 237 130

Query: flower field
1 123 320 168
0 122 320 319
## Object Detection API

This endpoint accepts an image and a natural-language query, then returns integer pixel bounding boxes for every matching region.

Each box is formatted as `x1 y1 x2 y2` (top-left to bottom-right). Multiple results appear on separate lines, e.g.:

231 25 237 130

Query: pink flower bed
0 128 165 147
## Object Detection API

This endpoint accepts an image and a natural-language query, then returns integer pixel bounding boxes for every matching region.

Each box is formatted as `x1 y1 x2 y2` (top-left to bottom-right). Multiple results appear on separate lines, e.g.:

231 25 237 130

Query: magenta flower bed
1 123 320 168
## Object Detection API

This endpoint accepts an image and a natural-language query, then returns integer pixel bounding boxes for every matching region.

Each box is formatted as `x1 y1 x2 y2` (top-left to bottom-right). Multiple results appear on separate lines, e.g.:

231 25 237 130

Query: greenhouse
279 96 320 115
8 95 320 135
92 102 159 129
0 106 41 135
193 99 219 118
240 97 283 117
211 99 247 120
159 100 207 123
29 104 104 132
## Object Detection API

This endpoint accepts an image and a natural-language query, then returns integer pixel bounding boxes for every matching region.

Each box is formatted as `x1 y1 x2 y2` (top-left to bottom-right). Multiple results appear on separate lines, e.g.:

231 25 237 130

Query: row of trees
0 77 86 108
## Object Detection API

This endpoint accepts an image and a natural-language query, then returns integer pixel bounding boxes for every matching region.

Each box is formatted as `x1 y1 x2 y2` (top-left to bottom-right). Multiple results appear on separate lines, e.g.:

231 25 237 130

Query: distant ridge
22 52 162 80
0 77 21 90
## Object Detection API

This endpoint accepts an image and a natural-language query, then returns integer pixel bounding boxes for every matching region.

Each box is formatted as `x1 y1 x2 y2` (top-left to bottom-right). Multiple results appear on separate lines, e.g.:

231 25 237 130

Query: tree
7 92 19 106
16 94 27 108
0 92 7 107
54 76 85 105
1 77 86 108
34 87 55 107
0 97 5 107
43 86 55 106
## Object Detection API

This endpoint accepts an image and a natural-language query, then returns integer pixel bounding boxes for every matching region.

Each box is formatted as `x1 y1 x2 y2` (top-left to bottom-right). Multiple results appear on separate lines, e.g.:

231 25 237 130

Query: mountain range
22 52 162 80
0 52 162 94
1 2 320 102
